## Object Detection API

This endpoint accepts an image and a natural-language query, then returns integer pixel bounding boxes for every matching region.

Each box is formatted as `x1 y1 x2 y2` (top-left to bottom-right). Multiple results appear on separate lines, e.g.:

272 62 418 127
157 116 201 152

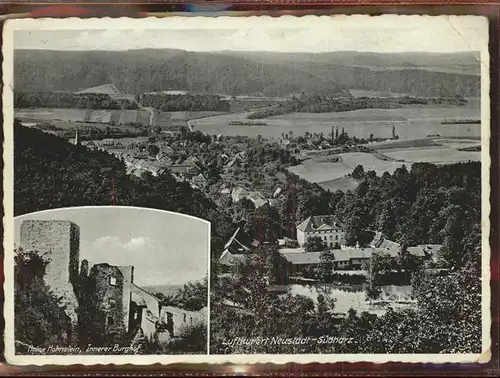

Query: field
318 177 361 192
190 105 481 140
382 148 480 164
349 89 409 98
290 136 481 191
373 137 481 164
288 152 412 185
14 108 225 127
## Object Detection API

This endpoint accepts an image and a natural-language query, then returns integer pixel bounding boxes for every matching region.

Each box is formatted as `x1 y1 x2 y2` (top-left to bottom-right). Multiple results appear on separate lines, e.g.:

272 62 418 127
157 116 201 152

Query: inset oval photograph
11 206 209 356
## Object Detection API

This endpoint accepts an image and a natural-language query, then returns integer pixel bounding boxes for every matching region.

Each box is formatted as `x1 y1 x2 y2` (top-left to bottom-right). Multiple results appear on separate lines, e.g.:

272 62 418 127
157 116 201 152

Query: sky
11 15 487 53
14 207 209 287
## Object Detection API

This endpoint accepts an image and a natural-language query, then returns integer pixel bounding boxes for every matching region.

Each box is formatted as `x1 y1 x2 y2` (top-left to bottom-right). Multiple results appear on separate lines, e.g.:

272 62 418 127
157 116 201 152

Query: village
20 84 449 318
220 217 441 275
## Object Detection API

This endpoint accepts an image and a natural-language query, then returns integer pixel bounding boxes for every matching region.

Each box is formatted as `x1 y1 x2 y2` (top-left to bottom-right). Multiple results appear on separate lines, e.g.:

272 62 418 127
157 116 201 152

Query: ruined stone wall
19 220 80 327
160 306 207 338
88 264 127 342
117 266 134 332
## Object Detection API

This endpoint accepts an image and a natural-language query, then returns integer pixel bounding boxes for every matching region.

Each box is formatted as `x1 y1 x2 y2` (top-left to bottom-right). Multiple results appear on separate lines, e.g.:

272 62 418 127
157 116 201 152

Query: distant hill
142 284 184 297
218 50 480 74
14 49 480 98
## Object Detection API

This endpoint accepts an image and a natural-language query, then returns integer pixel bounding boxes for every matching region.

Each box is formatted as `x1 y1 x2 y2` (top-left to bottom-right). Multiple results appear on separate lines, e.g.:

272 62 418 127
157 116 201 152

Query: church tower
74 127 81 146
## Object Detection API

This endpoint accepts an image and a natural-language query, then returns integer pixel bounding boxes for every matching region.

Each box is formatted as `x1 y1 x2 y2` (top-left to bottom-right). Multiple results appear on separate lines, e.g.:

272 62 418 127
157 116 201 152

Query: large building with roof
296 215 346 248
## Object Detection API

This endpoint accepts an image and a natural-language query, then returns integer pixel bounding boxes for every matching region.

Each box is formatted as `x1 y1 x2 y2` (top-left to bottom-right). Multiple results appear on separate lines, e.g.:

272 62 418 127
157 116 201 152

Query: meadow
288 152 412 184
190 105 481 140
382 148 480 164
289 136 481 192
14 108 225 127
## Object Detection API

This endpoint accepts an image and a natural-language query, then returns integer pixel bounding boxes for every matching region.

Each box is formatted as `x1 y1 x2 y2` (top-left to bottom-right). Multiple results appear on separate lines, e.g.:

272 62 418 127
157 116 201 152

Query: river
189 105 481 140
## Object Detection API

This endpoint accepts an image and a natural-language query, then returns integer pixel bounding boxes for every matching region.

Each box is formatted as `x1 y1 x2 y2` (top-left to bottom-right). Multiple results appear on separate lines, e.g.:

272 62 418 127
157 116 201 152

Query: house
334 248 373 270
102 138 115 147
218 250 248 271
157 145 174 157
248 192 268 208
369 232 402 257
231 187 269 208
82 140 105 151
296 215 345 248
224 152 247 172
191 174 208 190
231 187 251 203
169 161 200 178
280 251 322 273
218 228 259 273
407 244 442 259
158 306 207 342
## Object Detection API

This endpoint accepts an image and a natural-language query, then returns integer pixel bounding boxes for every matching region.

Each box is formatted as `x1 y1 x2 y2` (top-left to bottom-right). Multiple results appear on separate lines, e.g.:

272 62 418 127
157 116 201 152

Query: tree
318 249 335 281
365 285 382 302
304 236 327 252
173 277 208 311
14 247 73 349
147 144 160 157
351 165 365 180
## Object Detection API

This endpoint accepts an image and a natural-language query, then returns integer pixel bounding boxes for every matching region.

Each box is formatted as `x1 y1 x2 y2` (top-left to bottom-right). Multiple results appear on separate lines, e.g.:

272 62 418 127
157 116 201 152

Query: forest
247 95 468 119
15 49 479 97
13 121 235 251
138 93 230 112
14 92 138 110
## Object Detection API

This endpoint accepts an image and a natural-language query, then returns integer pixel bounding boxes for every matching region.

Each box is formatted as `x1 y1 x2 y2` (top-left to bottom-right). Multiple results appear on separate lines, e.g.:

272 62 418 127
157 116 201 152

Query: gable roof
281 251 322 265
223 227 251 252
370 232 401 257
219 249 249 266
297 215 345 232
232 187 250 197
408 244 442 257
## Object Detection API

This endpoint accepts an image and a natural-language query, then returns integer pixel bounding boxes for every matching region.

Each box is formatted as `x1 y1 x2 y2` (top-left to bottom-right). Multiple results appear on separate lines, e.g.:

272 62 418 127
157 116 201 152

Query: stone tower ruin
19 220 81 331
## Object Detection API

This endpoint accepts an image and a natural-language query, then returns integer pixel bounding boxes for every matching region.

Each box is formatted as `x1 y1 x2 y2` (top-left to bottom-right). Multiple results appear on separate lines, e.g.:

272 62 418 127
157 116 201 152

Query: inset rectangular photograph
2 15 490 365
6 207 209 362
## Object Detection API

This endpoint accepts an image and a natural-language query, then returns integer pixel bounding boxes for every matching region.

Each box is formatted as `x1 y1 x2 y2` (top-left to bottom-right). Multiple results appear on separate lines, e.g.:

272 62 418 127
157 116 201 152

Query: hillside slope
14 49 480 98
14 122 234 248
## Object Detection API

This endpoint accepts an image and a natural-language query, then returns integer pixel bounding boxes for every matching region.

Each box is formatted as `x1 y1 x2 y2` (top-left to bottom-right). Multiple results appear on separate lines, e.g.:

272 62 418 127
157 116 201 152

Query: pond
287 284 415 315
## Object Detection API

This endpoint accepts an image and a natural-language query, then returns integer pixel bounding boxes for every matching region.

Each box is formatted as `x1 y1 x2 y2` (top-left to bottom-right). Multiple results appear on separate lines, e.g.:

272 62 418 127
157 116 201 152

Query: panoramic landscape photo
9 15 486 358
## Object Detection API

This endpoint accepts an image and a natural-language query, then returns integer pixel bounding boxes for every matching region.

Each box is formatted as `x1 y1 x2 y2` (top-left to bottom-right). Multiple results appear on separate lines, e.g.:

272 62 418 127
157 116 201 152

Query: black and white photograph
11 207 209 357
2 15 490 364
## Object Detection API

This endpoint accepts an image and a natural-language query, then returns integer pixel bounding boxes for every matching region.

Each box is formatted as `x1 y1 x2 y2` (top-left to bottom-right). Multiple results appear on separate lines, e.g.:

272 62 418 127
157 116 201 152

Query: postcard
2 15 491 365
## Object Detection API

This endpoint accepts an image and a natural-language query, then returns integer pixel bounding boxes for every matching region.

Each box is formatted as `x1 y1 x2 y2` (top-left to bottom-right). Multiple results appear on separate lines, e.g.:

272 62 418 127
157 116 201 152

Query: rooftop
297 215 345 233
